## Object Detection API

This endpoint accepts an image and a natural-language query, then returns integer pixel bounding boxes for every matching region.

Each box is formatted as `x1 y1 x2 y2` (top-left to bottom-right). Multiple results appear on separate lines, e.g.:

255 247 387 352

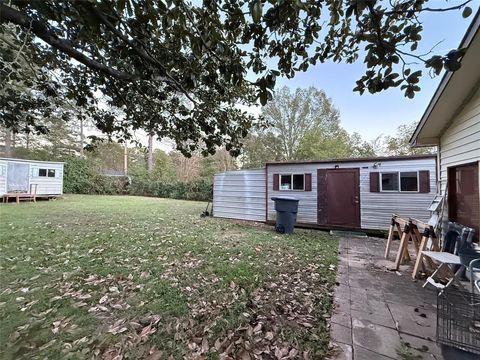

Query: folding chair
421 223 475 290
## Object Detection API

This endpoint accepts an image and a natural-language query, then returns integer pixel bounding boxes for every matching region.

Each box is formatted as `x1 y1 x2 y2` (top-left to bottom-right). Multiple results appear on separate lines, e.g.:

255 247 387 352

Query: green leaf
251 0 262 24
259 91 268 106
117 0 126 13
462 7 472 18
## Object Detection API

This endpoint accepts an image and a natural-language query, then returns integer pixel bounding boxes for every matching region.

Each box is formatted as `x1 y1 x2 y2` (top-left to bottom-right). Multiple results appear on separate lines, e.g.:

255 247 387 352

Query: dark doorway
448 162 479 241
317 168 361 228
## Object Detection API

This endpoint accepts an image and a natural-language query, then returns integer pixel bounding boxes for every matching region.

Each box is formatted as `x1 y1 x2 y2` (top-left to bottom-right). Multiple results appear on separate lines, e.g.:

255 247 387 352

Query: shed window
280 174 304 191
38 168 56 177
381 173 399 191
280 174 292 190
380 172 419 192
400 172 418 192
292 174 304 190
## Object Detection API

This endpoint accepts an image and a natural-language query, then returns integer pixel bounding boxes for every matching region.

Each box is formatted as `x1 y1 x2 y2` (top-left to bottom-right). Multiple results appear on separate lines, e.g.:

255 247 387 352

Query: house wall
438 86 480 230
439 86 480 193
267 158 436 230
0 159 64 196
213 168 266 222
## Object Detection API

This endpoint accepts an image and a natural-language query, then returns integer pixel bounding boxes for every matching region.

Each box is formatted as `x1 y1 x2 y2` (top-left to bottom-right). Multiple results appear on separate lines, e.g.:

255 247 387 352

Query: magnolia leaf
462 6 472 18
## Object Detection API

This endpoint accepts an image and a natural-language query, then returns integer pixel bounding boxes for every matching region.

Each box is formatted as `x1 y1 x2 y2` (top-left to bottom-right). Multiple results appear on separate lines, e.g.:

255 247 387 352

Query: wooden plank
411 226 422 255
384 219 395 259
412 235 428 279
394 225 411 270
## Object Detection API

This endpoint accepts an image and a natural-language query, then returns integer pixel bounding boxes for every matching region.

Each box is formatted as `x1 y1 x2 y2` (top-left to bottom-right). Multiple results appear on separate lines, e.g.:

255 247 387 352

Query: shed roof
0 157 64 164
410 10 480 147
266 154 436 166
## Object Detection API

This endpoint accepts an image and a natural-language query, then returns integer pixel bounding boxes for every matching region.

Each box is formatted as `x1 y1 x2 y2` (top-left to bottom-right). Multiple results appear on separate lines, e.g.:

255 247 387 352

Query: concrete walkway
329 236 477 360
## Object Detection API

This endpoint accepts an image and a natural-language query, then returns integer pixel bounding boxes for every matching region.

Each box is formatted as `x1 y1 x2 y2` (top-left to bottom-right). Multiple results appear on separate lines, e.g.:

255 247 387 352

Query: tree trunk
79 118 85 156
5 128 12 156
123 143 128 175
147 133 154 174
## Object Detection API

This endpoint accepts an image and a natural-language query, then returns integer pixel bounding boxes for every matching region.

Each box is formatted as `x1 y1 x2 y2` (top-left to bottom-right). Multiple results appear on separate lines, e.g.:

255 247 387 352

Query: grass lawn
0 195 338 359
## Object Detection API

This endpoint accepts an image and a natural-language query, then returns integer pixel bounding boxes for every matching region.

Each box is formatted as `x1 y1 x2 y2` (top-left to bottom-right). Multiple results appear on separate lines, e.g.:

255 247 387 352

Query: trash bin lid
271 196 299 202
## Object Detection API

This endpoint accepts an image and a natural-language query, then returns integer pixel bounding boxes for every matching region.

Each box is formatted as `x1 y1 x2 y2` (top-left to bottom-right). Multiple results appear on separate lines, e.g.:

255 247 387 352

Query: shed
213 155 437 231
410 12 480 240
0 158 64 197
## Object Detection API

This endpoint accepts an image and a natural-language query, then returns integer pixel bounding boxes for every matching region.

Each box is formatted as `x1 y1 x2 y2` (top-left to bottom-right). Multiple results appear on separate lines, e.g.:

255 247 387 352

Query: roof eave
410 10 480 147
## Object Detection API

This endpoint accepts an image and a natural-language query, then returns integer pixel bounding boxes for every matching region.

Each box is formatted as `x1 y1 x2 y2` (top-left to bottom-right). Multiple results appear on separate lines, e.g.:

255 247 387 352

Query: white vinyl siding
439 86 480 195
29 163 64 195
213 169 266 222
438 86 480 232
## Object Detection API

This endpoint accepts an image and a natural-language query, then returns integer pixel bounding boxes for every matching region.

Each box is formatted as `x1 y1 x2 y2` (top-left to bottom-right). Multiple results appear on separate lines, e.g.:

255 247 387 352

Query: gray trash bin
271 196 299 234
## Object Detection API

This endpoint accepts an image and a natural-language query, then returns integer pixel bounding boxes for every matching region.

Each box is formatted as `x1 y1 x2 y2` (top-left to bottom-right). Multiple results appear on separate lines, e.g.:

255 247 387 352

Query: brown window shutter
304 173 312 191
317 169 328 225
370 172 380 192
419 170 430 193
273 174 279 191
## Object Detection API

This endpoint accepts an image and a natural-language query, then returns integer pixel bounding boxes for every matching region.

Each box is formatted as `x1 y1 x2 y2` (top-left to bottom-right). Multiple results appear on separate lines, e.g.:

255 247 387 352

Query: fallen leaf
238 349 251 360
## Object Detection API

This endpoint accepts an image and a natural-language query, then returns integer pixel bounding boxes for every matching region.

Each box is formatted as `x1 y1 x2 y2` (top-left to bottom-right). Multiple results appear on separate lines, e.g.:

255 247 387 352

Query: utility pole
123 142 128 175
147 133 154 174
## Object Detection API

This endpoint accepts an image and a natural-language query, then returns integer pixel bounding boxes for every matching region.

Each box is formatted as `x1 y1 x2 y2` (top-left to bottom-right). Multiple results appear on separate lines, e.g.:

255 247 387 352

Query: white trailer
0 158 64 198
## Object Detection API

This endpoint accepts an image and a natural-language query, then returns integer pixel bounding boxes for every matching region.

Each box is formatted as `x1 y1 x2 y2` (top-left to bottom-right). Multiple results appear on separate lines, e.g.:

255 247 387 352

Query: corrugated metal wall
267 157 437 230
213 168 266 222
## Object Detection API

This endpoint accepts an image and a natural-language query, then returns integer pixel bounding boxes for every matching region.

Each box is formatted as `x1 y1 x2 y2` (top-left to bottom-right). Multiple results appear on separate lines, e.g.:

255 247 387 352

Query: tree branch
1 3 137 81
384 0 472 15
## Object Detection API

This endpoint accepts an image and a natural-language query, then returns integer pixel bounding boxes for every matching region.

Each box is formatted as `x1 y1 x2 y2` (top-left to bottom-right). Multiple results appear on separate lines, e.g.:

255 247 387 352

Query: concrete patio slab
328 236 476 360
352 318 401 358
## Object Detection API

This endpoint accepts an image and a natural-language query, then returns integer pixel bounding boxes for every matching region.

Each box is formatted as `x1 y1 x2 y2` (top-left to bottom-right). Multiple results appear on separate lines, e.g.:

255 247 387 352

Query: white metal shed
0 158 64 197
213 155 437 231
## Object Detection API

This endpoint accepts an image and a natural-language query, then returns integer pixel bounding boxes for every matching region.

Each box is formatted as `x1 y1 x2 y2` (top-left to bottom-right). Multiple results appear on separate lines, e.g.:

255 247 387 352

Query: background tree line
0 85 434 199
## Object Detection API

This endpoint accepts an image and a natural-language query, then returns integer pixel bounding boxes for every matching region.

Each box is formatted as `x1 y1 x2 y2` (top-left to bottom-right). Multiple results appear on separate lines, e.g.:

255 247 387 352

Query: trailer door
317 168 361 229
7 163 29 193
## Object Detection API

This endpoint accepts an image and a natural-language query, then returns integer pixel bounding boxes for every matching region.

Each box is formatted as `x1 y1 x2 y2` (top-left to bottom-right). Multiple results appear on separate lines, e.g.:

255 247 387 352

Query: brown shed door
318 169 360 228
448 162 479 241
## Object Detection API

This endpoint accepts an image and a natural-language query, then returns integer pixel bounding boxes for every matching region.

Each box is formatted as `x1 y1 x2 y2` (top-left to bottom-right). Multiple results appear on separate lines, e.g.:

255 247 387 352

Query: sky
87 2 479 151
268 2 480 141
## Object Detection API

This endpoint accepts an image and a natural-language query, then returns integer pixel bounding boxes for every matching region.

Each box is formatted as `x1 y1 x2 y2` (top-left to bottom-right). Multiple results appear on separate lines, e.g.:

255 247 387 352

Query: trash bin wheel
275 224 286 234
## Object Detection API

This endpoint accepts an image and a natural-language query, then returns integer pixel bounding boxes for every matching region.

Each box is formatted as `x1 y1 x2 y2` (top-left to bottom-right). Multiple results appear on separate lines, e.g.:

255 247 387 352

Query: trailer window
48 169 56 177
39 169 47 177
400 172 418 192
381 173 399 191
280 174 292 190
280 174 304 191
381 172 419 192
292 174 304 190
